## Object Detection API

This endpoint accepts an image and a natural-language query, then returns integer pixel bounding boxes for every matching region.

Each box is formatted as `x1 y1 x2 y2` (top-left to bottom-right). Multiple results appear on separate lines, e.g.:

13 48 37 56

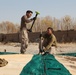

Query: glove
39 33 43 38
32 17 37 20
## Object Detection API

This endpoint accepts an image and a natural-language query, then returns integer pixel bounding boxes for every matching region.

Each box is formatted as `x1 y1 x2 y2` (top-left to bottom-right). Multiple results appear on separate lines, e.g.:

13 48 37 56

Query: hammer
28 11 40 32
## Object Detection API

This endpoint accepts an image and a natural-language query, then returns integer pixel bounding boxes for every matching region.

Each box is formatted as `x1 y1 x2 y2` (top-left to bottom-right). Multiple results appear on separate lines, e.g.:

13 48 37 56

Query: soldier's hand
32 17 37 20
39 33 43 38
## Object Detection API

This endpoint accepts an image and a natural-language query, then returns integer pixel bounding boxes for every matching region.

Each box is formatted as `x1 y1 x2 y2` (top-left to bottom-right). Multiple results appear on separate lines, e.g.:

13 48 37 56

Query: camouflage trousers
20 28 29 54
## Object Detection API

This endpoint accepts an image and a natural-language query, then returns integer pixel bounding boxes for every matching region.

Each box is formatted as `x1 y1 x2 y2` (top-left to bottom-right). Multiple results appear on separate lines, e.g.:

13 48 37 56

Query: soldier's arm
23 16 33 23
45 35 56 50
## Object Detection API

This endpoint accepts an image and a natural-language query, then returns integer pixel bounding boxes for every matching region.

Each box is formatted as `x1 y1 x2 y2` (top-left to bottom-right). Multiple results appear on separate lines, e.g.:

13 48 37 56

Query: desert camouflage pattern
20 28 29 54
39 33 57 54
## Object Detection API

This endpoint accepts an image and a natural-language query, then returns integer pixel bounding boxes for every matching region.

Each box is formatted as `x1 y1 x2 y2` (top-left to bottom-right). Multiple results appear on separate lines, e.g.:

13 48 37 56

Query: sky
0 0 76 24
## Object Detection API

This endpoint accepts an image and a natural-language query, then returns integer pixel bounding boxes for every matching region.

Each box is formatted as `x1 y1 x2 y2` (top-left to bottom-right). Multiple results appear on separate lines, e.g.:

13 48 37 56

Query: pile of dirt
0 58 8 67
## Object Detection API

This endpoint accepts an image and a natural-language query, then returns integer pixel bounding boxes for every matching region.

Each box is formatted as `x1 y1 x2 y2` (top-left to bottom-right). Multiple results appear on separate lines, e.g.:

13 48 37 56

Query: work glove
39 33 43 38
32 17 37 20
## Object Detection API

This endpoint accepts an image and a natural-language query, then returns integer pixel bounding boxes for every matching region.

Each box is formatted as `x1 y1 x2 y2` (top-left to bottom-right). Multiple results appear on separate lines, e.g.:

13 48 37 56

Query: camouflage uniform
20 15 32 54
39 33 57 54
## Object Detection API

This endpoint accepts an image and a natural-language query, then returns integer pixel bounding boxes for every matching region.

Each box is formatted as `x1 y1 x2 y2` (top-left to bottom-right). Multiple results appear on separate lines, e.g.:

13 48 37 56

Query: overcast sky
0 0 76 24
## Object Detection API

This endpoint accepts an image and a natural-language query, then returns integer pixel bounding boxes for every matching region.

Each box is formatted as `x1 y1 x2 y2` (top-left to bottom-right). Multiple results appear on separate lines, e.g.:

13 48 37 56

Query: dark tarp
20 53 71 75
59 53 76 57
0 52 18 55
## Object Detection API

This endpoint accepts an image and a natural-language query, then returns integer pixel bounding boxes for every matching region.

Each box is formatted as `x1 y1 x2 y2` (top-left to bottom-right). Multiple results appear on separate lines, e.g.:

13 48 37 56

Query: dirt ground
0 42 76 75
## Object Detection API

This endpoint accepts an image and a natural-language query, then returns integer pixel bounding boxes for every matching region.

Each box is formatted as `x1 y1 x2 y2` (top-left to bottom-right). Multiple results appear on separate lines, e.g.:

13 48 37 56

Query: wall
0 30 76 43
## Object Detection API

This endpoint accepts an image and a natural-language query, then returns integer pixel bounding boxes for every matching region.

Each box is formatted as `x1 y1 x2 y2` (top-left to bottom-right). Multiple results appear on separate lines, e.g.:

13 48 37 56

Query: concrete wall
0 30 76 43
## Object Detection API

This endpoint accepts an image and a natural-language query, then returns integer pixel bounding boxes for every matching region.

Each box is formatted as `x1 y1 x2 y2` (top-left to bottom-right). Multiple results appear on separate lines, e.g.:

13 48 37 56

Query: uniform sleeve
43 33 47 38
22 16 33 23
45 34 57 50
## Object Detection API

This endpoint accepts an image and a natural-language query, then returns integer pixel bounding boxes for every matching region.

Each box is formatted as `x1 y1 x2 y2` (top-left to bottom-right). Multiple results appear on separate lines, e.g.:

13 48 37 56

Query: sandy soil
0 42 76 75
